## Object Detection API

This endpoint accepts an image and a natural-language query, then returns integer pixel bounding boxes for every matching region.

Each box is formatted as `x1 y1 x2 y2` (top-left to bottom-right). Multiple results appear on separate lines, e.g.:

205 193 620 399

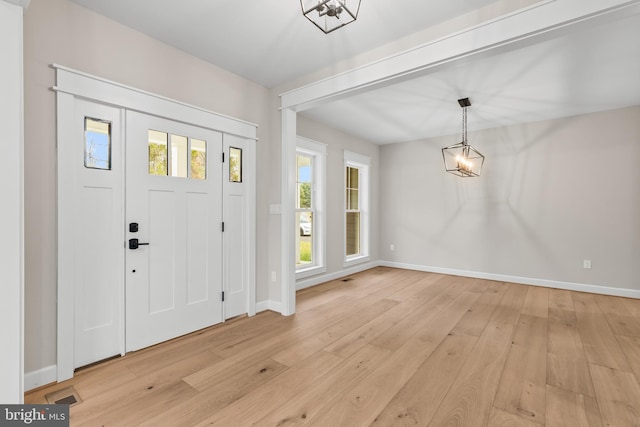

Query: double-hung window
296 137 326 278
344 150 370 266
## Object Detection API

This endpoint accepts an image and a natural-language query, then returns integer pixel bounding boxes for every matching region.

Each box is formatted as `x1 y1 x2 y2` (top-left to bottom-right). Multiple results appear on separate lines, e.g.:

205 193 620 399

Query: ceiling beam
280 0 640 111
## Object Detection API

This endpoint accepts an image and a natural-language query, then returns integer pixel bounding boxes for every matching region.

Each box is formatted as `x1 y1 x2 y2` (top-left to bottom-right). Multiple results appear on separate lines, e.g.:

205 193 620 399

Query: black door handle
129 238 149 250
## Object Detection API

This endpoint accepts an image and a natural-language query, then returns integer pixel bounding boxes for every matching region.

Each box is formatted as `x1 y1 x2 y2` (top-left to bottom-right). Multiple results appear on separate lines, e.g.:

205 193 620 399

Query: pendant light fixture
442 98 485 177
301 0 361 34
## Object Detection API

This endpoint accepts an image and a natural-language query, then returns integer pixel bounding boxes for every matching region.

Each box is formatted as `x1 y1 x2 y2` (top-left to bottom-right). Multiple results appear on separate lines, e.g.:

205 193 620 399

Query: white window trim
344 150 370 268
296 137 327 280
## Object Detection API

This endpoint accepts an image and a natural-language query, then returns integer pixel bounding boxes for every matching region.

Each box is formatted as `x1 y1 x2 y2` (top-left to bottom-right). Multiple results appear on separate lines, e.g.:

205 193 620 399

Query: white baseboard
380 260 640 299
24 364 57 392
255 300 283 314
296 260 380 291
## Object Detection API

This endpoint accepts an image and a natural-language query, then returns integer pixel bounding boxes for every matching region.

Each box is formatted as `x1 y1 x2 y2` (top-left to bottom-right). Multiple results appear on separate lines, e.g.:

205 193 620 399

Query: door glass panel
229 147 242 183
84 117 111 170
148 130 168 176
170 134 188 178
191 138 207 180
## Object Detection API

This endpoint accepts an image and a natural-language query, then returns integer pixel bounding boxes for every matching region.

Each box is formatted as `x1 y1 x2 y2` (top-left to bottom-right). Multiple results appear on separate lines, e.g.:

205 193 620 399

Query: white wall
296 116 380 286
0 0 25 403
23 0 272 383
380 107 640 294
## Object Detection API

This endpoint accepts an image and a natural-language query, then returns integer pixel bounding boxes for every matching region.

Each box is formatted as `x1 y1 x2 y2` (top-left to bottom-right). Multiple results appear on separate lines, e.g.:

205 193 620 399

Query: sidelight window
84 117 112 170
229 147 242 183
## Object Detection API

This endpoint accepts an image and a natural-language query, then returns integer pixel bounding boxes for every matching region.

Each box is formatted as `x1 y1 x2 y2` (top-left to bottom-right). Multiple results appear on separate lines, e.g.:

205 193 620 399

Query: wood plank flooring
25 267 640 426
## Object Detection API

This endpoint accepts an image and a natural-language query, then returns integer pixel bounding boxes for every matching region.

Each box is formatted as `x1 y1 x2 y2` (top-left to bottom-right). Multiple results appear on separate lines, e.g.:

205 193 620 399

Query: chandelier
441 98 485 177
300 0 361 34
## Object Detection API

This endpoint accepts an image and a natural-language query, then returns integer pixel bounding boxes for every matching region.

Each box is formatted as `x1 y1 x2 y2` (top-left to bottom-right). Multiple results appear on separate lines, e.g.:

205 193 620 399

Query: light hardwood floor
26 267 640 426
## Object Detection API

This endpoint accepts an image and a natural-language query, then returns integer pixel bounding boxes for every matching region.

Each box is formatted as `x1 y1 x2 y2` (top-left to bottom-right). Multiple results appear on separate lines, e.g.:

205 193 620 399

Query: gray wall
380 106 640 291
297 115 380 279
23 0 272 375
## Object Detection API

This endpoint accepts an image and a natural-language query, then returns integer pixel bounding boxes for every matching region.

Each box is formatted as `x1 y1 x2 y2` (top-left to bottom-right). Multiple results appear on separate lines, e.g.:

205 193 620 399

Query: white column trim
280 109 297 316
0 0 25 403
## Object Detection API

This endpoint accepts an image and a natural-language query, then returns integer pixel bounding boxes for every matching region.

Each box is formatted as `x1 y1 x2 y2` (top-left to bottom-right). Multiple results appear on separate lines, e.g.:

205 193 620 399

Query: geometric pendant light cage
300 0 361 34
442 98 485 177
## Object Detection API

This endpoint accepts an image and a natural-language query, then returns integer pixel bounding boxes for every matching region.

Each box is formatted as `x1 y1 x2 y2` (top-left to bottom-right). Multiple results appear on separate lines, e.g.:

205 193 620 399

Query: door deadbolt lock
129 222 139 233
128 238 149 250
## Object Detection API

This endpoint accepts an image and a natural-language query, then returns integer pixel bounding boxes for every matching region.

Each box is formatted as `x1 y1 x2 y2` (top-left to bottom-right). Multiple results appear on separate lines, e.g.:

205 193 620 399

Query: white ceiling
68 0 499 88
69 0 640 144
303 12 640 144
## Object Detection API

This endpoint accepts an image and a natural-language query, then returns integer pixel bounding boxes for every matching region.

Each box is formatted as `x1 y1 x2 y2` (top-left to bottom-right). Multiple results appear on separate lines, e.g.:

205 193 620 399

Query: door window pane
229 147 242 183
149 130 168 176
170 134 188 178
84 117 111 170
191 138 206 180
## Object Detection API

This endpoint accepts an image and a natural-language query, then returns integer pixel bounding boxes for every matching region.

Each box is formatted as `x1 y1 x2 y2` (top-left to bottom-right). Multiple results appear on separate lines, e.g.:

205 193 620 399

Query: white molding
380 261 640 300
24 365 57 392
296 136 327 279
343 255 372 269
296 266 327 281
296 136 328 154
0 0 24 404
281 0 640 110
52 65 257 141
255 300 283 314
344 151 370 266
56 92 75 382
297 261 379 291
280 109 297 316
247 137 257 318
344 150 370 166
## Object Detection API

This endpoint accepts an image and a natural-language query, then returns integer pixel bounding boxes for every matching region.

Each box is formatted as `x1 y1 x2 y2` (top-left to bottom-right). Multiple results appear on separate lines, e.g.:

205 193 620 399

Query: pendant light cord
461 106 468 146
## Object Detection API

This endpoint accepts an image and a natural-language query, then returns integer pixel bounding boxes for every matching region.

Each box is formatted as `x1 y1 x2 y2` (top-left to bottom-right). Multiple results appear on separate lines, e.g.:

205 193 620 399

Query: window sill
343 255 370 268
296 265 327 280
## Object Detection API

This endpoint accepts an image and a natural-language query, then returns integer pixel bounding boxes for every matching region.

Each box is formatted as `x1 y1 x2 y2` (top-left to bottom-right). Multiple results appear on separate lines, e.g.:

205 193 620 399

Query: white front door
57 70 257 382
125 111 224 352
71 100 124 368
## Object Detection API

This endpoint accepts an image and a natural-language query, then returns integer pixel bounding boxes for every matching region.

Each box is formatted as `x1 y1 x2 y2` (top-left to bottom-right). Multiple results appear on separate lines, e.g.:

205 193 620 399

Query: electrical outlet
583 260 592 269
271 271 277 282
390 244 395 251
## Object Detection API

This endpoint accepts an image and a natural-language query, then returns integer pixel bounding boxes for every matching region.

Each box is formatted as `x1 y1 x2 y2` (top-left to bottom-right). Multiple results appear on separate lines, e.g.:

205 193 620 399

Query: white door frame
55 65 257 381
278 0 640 316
